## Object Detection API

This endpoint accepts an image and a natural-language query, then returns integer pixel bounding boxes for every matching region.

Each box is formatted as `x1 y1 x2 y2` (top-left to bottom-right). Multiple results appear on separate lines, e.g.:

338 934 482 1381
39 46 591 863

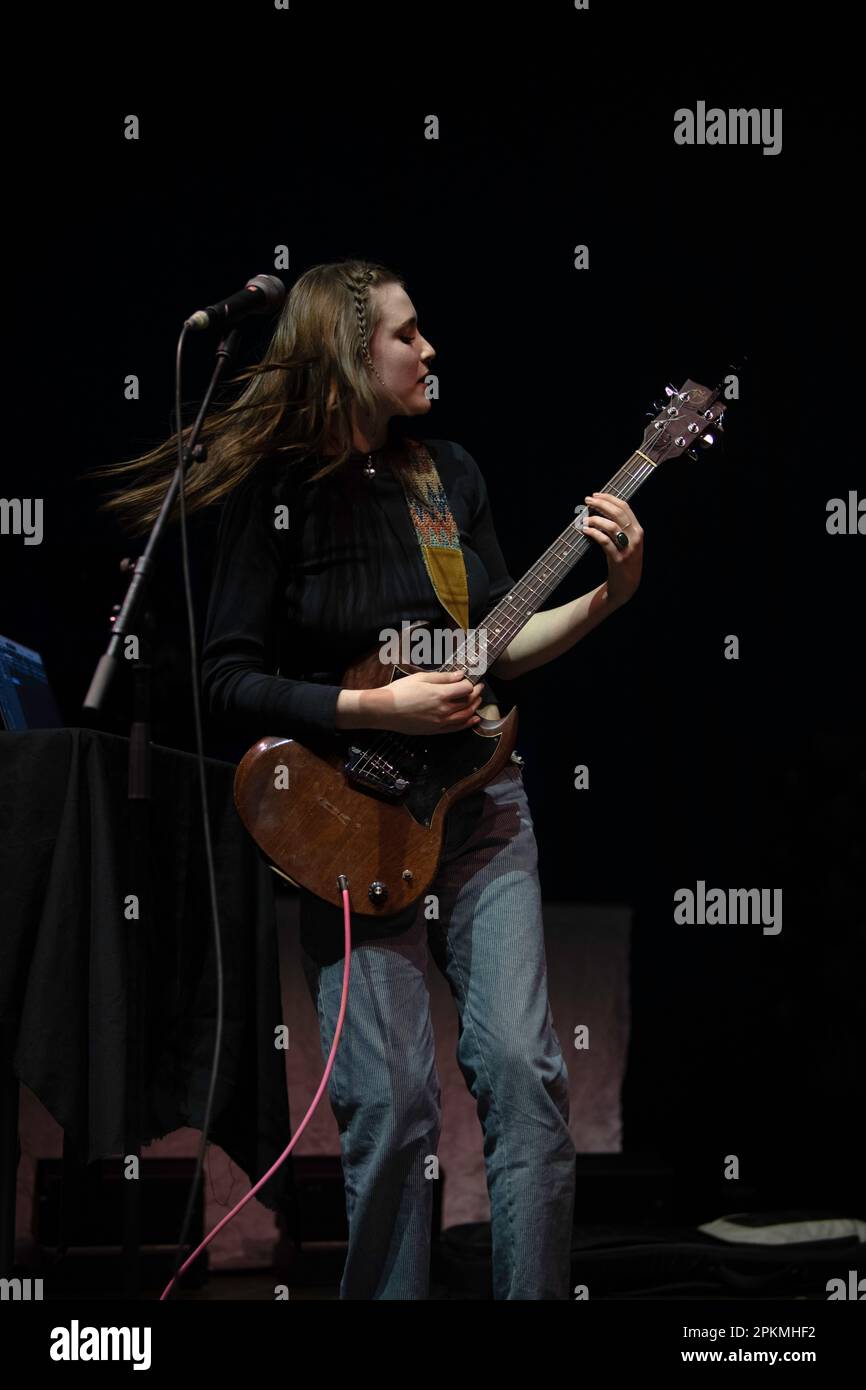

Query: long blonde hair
91 258 419 535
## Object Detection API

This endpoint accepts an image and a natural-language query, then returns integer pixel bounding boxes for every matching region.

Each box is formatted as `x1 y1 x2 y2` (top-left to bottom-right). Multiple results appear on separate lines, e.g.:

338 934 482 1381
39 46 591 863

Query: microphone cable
162 321 226 1294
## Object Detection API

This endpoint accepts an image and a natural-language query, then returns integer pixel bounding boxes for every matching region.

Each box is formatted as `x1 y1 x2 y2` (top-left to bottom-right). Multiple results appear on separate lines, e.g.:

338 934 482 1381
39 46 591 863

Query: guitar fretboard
440 449 657 679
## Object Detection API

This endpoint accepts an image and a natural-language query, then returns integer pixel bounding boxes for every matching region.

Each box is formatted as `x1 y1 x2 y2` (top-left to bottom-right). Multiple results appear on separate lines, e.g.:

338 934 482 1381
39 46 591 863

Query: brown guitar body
233 630 518 917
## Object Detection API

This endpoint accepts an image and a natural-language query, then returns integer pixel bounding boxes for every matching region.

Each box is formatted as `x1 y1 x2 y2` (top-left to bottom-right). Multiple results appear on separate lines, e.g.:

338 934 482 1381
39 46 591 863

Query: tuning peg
698 433 716 449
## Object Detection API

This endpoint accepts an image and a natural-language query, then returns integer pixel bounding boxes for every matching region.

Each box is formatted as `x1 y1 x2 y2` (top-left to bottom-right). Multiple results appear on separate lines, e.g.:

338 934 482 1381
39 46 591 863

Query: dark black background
5 5 863 1207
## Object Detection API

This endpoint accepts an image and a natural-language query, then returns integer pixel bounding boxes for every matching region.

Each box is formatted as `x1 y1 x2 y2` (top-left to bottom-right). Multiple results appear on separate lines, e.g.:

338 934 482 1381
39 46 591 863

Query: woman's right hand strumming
336 670 483 735
378 670 484 735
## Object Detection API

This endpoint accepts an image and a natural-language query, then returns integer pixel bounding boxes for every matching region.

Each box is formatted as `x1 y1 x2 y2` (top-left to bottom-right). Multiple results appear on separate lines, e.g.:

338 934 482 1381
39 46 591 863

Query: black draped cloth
0 728 292 1215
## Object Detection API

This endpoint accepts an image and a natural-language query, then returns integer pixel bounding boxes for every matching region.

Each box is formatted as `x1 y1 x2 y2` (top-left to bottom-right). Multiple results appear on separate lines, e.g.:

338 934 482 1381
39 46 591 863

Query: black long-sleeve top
200 432 517 741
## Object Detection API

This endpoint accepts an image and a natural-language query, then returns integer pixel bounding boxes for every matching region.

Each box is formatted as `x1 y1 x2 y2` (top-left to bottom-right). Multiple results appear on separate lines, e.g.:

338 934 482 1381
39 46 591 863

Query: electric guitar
234 377 726 916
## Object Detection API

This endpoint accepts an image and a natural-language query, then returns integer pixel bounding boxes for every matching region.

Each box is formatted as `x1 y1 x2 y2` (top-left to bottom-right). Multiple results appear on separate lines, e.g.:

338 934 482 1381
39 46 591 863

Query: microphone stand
82 326 242 1297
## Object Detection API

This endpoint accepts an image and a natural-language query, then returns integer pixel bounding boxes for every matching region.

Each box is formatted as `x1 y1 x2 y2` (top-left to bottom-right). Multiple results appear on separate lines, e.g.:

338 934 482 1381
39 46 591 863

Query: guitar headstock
640 379 726 465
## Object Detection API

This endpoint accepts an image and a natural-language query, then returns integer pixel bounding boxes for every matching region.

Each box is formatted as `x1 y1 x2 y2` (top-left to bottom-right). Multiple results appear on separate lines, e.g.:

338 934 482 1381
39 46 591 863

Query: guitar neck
442 448 659 679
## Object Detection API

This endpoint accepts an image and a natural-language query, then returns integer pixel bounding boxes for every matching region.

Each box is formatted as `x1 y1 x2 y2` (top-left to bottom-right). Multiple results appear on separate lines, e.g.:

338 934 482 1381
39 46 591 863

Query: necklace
361 443 390 478
347 436 389 478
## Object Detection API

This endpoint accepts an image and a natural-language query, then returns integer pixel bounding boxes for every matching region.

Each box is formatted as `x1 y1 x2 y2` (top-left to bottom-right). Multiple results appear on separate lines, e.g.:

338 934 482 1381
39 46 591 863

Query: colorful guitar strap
397 437 470 634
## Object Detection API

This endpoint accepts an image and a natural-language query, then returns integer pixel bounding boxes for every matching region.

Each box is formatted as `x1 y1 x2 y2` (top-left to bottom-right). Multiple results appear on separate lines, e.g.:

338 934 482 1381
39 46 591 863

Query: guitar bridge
344 745 412 800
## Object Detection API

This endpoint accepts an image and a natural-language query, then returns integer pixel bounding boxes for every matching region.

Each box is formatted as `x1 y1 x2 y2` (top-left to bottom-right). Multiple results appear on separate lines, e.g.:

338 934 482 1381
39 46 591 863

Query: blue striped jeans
299 759 576 1299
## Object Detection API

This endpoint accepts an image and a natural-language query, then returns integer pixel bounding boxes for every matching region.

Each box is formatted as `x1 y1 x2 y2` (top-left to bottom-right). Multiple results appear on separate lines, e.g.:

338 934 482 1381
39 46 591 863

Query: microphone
184 274 286 331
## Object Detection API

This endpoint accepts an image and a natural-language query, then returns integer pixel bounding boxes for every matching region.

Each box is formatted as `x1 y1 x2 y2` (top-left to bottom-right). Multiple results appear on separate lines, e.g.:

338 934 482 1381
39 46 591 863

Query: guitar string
347 452 657 787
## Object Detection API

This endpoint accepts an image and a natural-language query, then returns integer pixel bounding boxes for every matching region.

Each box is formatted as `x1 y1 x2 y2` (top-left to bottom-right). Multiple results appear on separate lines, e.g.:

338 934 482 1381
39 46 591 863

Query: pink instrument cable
160 875 353 1301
